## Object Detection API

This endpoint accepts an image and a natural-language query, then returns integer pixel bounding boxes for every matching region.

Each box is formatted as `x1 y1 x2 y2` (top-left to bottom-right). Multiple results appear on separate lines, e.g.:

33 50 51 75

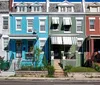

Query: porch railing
25 52 34 59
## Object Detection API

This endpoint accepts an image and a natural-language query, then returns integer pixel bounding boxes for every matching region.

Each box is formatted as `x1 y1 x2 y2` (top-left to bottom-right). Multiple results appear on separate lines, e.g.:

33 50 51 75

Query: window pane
3 17 8 29
90 20 95 29
17 19 21 30
76 20 82 31
40 20 45 31
67 7 72 12
40 40 46 49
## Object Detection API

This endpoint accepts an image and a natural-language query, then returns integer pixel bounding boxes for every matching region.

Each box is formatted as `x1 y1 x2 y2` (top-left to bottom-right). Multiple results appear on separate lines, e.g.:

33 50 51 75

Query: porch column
90 39 94 60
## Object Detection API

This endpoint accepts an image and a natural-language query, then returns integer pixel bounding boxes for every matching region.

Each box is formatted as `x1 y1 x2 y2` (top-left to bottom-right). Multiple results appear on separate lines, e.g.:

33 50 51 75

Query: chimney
82 0 85 12
46 0 49 12
9 0 13 12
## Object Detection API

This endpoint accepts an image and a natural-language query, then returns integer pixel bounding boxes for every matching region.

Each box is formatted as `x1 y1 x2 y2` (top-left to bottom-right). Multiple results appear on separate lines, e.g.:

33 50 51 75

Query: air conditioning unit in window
28 28 33 32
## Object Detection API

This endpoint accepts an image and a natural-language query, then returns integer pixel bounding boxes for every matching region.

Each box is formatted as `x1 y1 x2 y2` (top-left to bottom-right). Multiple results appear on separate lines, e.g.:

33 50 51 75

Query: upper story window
16 3 28 12
88 3 100 12
16 17 22 31
31 3 42 12
27 17 34 33
89 17 95 31
39 17 46 33
76 17 83 33
63 17 72 33
57 1 74 12
3 17 8 29
3 37 9 51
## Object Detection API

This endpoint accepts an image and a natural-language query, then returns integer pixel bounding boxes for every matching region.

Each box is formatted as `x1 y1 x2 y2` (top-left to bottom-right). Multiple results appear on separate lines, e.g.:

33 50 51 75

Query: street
0 80 100 85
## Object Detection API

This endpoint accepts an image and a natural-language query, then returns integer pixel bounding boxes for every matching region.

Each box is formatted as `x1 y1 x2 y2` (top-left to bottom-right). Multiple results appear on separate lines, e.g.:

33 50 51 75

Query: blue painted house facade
9 1 49 68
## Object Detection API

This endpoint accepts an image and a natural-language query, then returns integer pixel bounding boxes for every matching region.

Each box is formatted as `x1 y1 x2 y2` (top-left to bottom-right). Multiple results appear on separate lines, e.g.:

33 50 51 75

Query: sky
14 0 100 2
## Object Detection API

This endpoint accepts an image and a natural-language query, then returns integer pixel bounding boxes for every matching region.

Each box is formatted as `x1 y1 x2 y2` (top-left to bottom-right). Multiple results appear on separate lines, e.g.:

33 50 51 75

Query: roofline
9 12 85 15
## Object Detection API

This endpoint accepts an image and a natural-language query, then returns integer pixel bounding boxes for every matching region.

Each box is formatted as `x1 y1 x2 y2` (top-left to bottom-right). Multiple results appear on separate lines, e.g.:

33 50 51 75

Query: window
19 7 25 12
16 19 21 31
31 6 41 12
90 7 98 12
39 39 46 50
40 19 46 32
77 40 83 52
27 19 33 33
3 38 9 50
67 7 72 12
64 25 71 32
89 19 95 30
3 17 8 29
61 7 65 12
76 20 83 32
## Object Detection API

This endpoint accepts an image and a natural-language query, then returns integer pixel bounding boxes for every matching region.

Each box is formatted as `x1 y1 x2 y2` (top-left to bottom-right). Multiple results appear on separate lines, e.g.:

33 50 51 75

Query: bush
47 65 55 76
69 67 96 72
93 63 100 72
64 65 73 72
20 65 47 71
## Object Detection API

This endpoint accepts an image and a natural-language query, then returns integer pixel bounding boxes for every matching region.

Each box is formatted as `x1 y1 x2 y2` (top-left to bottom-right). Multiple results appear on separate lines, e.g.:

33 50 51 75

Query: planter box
16 71 48 77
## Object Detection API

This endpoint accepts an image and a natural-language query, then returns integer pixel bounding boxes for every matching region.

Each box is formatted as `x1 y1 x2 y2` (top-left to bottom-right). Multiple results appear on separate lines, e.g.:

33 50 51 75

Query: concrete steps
54 59 64 77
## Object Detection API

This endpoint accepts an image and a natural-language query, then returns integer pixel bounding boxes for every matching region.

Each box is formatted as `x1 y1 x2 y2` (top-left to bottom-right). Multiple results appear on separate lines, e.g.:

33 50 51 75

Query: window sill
52 29 59 31
39 31 46 33
89 29 95 31
76 31 83 33
16 29 22 31
64 31 71 33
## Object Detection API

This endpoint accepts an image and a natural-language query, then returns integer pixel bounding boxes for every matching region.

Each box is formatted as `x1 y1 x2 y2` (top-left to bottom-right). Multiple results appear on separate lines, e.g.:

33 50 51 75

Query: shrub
20 65 47 71
64 65 73 72
47 65 55 76
69 67 96 72
93 63 100 72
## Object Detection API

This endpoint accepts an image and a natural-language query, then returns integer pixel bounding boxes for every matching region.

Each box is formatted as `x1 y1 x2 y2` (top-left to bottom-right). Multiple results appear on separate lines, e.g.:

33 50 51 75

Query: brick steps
54 59 64 77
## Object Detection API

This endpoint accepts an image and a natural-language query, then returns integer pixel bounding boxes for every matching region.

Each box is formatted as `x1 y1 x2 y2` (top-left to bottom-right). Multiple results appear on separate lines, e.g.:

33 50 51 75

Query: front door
53 45 61 59
16 40 22 58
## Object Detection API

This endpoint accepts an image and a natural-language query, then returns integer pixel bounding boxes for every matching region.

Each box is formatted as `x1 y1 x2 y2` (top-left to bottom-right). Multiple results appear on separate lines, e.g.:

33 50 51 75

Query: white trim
89 29 95 31
39 19 46 33
9 36 36 39
76 17 83 20
26 17 34 19
77 38 84 40
39 38 47 53
63 17 71 20
39 17 46 20
89 17 95 20
64 31 71 33
27 19 33 33
1 14 9 17
16 19 22 31
2 35 9 38
15 17 22 19
39 38 47 40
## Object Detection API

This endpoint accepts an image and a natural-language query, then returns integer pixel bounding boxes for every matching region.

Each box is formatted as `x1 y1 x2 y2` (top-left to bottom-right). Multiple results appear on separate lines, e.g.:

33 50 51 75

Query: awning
51 37 62 44
63 37 77 45
9 34 37 39
63 17 72 25
52 17 59 24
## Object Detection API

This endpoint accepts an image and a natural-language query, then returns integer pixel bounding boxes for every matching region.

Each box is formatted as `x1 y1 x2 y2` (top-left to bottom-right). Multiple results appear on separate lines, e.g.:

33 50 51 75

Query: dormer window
88 3 100 12
16 3 28 12
31 3 42 12
57 1 74 12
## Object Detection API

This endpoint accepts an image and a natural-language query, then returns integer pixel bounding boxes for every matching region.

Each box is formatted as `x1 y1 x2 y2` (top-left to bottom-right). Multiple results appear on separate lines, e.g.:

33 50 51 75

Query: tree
32 46 41 67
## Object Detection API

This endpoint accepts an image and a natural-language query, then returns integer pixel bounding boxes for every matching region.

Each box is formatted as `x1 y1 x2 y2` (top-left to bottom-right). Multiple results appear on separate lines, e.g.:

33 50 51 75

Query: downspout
46 0 49 12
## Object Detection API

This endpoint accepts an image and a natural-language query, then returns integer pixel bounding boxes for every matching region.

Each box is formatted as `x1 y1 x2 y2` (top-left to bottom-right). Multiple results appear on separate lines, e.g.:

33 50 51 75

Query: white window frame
39 17 46 33
15 17 22 31
76 17 83 33
89 17 95 31
2 36 9 51
77 38 83 54
39 38 47 54
26 17 34 33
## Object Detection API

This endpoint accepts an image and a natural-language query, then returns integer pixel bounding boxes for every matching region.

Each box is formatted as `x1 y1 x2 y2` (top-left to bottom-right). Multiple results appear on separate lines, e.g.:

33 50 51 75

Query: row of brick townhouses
0 0 100 70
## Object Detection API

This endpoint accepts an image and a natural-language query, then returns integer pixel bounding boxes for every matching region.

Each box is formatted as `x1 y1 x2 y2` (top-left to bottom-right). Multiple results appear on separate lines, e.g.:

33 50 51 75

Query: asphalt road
0 80 100 85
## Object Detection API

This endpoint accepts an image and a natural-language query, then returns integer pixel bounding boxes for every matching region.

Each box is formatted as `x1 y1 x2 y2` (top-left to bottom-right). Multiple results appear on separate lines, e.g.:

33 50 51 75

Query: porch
86 35 100 63
50 36 82 68
9 34 37 61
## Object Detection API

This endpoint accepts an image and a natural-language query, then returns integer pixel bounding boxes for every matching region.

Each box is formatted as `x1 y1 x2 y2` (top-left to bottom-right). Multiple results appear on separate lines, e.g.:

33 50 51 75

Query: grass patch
68 67 97 72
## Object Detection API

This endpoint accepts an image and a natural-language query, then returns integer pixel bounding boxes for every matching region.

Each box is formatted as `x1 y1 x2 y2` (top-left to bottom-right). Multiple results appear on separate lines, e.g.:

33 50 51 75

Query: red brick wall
86 16 100 36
